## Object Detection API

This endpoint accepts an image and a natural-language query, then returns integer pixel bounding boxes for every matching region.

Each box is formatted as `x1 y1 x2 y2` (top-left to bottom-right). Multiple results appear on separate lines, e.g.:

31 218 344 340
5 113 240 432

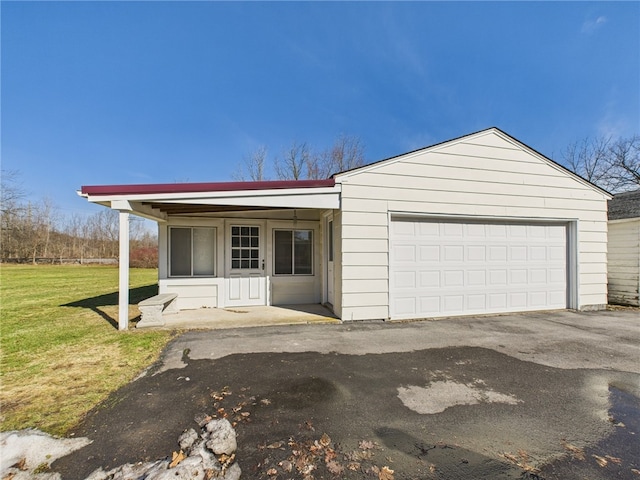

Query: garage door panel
444 245 464 261
529 245 548 261
390 219 568 319
420 271 440 288
420 245 440 261
510 245 528 261
394 270 416 289
468 245 486 261
444 270 464 286
395 244 416 262
420 296 440 313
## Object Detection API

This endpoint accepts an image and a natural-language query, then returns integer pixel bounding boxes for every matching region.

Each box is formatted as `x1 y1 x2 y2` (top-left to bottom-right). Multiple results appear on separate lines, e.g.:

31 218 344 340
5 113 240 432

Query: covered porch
79 179 342 330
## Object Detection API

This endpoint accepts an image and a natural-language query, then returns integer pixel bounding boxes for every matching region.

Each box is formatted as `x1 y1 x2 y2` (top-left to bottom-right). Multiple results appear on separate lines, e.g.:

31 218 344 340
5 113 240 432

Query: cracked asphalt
54 309 639 479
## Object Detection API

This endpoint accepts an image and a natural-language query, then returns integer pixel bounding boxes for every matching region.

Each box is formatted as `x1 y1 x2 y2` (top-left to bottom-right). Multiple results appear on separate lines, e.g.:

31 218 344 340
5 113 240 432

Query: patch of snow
398 380 521 414
0 429 91 478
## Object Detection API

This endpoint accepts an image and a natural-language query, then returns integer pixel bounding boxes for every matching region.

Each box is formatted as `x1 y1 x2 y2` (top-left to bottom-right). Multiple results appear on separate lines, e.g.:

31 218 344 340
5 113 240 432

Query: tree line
1 170 157 266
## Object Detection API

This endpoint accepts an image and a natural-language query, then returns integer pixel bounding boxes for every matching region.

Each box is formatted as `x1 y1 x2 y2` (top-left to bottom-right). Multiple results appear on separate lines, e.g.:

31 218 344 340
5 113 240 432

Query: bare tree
234 135 367 181
1 169 25 212
562 135 640 192
233 146 269 181
308 134 366 179
608 135 640 191
274 141 312 180
562 136 612 186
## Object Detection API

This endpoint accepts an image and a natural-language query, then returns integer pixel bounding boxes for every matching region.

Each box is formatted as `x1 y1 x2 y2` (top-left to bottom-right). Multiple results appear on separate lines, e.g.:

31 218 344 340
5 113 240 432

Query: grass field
0 265 174 435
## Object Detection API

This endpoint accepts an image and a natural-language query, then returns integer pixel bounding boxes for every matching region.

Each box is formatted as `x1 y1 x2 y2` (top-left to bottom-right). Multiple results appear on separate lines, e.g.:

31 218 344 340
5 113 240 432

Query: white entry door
226 223 266 306
390 219 568 319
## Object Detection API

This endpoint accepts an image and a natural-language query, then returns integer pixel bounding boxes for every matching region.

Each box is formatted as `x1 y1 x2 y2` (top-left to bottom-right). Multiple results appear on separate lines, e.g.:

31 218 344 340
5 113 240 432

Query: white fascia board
85 185 341 210
153 191 340 209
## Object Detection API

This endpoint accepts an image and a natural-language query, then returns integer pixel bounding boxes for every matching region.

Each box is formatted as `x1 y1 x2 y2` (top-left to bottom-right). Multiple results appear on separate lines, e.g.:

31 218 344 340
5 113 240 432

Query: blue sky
2 1 639 216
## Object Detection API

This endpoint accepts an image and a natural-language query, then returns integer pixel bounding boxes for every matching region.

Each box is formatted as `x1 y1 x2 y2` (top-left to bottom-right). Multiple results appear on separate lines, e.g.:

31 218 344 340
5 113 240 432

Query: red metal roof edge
81 178 336 196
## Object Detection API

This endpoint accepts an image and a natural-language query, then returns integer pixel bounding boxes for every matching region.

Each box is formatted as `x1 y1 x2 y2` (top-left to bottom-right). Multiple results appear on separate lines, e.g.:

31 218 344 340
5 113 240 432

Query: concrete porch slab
136 304 340 330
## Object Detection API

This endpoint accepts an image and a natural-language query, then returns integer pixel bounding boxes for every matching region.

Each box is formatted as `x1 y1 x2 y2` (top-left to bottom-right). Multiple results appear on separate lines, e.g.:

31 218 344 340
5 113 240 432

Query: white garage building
80 128 612 329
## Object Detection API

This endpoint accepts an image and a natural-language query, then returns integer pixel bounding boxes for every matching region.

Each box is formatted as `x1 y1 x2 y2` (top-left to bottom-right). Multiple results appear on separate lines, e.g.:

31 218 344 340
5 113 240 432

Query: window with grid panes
231 226 260 269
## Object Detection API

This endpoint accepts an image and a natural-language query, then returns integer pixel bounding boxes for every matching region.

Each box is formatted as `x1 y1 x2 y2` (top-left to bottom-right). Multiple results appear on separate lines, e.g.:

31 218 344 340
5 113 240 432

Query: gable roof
608 189 640 220
334 127 612 198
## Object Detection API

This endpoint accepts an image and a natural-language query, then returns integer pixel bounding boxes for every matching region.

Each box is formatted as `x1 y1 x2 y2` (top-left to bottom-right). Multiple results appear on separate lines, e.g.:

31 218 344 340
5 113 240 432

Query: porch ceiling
142 202 277 215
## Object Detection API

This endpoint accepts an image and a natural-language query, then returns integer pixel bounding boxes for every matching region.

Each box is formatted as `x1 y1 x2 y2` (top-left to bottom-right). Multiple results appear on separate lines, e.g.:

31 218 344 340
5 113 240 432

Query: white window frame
168 226 216 277
273 229 314 276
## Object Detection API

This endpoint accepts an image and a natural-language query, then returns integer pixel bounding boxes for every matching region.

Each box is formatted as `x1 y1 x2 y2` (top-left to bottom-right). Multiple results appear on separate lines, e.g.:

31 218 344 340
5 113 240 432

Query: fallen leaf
562 441 586 461
218 453 235 467
326 460 344 475
267 468 278 476
310 443 323 455
241 412 251 417
319 433 331 447
606 455 622 465
379 466 395 480
631 468 640 475
260 398 272 406
324 449 337 463
267 441 284 449
429 463 437 473
359 440 375 450
169 450 186 468
347 461 361 471
278 460 293 473
14 458 27 471
593 455 608 467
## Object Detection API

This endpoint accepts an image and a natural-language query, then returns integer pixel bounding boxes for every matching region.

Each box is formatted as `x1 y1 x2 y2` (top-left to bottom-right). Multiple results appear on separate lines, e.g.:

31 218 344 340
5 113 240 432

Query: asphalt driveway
54 309 639 479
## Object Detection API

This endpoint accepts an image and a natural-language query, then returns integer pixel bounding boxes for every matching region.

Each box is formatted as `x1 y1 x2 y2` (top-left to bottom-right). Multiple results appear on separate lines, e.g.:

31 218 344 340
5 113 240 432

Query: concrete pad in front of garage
160 309 640 378
55 309 639 480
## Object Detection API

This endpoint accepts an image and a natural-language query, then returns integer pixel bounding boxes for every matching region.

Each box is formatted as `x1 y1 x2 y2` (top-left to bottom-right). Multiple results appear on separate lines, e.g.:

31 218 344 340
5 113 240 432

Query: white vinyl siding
336 129 609 321
608 219 640 306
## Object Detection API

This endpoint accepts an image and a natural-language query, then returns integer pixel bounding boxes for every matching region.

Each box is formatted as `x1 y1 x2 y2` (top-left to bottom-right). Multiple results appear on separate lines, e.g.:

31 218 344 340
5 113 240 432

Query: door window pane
231 225 260 270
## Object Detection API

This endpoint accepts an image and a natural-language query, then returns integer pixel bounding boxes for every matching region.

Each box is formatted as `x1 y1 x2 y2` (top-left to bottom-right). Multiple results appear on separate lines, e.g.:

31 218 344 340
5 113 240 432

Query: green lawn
0 265 174 435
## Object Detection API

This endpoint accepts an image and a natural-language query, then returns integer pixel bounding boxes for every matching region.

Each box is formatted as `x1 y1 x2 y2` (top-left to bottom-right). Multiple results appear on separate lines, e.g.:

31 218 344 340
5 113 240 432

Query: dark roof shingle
608 189 640 220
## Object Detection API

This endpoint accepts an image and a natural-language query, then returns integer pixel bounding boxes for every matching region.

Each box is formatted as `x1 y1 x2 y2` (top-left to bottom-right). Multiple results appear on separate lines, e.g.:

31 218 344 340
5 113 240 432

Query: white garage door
390 219 568 319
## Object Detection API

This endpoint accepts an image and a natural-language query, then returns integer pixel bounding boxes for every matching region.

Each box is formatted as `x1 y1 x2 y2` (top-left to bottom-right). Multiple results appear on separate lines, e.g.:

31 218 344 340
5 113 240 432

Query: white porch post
118 211 130 331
